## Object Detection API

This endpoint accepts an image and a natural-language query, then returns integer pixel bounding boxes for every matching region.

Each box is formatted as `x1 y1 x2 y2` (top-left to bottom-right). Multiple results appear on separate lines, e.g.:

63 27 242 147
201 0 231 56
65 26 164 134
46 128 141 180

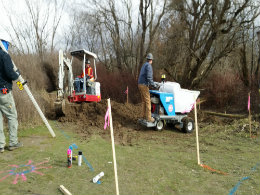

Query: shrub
201 70 259 113
96 65 140 104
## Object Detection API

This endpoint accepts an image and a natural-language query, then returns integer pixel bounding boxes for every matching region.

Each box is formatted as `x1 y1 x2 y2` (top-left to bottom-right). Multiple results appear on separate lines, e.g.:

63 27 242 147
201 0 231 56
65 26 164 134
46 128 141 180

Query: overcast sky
0 0 70 41
1 0 260 43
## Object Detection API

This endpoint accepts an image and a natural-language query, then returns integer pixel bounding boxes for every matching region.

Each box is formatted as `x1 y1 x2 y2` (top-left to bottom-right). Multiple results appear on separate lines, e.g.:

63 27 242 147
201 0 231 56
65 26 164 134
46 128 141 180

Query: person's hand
153 82 161 88
16 69 21 76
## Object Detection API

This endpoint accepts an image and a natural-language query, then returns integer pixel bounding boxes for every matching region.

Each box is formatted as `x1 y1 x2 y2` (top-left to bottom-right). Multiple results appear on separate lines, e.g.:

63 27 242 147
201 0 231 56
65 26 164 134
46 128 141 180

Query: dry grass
8 53 58 125
97 65 140 104
201 70 259 113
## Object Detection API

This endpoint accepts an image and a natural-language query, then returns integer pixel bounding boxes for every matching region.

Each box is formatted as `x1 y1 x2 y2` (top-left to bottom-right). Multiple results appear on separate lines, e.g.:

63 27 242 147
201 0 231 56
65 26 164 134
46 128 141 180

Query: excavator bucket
54 99 66 117
54 99 82 117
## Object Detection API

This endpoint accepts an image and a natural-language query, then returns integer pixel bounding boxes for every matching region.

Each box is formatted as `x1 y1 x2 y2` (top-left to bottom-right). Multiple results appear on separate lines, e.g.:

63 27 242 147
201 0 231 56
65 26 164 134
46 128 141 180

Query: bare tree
136 0 168 77
66 0 169 76
50 0 65 52
164 0 259 88
2 0 65 60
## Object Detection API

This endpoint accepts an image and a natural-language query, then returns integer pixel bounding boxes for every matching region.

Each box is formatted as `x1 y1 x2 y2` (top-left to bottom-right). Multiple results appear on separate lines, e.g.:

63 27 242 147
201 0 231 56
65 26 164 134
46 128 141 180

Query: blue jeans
0 91 18 148
75 78 83 92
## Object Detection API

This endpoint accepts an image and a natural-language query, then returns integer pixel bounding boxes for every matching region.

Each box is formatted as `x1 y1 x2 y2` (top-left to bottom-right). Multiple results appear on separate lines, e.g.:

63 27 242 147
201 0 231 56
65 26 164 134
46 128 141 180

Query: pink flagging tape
124 87 128 94
182 98 202 114
248 94 250 111
181 103 195 114
104 107 110 130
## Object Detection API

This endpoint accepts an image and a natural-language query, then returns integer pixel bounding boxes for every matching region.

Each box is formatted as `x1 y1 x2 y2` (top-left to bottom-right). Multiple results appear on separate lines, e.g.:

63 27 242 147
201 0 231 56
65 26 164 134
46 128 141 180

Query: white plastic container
159 82 200 113
78 151 82 166
93 172 104 183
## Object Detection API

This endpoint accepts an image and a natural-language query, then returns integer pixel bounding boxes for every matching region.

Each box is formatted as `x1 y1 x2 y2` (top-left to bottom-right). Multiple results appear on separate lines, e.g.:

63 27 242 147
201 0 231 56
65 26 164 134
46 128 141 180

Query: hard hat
0 34 11 51
0 34 11 43
85 59 90 64
146 53 153 60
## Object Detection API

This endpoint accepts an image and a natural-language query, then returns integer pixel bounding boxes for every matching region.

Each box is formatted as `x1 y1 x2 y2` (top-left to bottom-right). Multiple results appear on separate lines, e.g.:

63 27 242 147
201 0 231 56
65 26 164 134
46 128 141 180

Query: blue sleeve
3 53 19 81
146 64 154 85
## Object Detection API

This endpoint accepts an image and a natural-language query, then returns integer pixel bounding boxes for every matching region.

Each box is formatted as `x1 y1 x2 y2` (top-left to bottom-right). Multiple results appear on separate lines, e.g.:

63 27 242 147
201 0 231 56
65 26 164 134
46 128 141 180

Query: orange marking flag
200 164 228 175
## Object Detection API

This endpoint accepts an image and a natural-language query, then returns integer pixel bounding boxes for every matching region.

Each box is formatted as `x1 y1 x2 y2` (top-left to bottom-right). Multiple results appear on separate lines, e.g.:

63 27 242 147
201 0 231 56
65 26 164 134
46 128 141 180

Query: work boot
0 148 4 153
8 142 23 151
147 117 155 123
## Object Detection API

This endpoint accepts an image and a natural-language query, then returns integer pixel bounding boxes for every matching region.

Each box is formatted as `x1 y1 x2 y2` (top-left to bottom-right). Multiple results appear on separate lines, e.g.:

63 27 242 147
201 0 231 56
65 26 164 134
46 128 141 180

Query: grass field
0 120 259 195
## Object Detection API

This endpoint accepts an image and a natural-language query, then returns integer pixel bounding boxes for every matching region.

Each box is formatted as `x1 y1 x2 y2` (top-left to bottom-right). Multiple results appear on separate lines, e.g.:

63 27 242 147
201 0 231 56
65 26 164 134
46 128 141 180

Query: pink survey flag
104 107 110 130
248 94 250 111
124 87 128 94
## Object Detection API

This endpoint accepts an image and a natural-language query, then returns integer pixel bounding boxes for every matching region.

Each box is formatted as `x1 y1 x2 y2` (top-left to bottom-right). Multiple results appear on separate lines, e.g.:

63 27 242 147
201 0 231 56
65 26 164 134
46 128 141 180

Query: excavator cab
68 49 101 103
55 49 101 116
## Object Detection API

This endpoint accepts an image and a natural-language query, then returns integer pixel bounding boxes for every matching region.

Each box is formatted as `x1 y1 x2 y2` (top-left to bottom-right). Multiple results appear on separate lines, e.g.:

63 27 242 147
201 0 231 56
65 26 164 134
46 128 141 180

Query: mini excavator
54 49 101 115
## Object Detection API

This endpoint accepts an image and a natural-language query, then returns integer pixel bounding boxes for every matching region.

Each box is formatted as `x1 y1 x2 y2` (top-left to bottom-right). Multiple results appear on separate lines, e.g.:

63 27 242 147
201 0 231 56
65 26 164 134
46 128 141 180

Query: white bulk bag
159 82 200 113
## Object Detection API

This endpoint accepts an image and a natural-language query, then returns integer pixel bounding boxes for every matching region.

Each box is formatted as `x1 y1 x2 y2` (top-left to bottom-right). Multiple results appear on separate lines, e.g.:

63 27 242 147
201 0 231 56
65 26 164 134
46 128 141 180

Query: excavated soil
56 100 146 145
53 99 200 146
51 99 240 146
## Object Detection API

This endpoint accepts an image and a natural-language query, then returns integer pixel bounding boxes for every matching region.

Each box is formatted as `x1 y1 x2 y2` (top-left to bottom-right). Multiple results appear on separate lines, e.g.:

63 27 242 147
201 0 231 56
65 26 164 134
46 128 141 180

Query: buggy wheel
181 117 194 133
156 120 164 131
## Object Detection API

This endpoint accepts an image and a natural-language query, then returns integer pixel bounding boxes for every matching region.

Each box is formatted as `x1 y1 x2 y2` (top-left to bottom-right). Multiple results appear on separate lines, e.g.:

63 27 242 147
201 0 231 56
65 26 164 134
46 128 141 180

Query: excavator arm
57 50 74 100
55 50 74 116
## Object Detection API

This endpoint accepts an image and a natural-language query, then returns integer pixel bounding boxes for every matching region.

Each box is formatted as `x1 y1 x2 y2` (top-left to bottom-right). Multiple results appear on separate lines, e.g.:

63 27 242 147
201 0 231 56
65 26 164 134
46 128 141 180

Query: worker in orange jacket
81 59 94 82
75 59 94 93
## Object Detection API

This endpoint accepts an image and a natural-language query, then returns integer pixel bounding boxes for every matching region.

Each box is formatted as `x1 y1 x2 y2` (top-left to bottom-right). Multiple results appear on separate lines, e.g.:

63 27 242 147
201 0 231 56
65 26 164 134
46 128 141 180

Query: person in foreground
0 37 23 153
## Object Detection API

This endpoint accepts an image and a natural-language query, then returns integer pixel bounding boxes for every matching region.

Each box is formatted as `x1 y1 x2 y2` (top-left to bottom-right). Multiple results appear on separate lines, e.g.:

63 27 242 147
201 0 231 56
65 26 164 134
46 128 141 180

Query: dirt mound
57 100 143 145
58 100 141 127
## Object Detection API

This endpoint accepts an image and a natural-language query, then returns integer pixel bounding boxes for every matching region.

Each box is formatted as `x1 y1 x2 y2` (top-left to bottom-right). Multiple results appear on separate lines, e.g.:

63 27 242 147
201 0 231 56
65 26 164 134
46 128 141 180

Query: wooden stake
248 92 252 138
59 185 72 195
203 111 246 119
107 99 120 195
194 96 200 165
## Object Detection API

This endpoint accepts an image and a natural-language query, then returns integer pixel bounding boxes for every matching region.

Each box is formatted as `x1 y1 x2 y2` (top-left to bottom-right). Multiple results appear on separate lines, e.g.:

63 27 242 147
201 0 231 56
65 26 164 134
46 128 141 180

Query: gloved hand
154 82 162 88
152 82 160 88
155 82 163 87
16 69 21 76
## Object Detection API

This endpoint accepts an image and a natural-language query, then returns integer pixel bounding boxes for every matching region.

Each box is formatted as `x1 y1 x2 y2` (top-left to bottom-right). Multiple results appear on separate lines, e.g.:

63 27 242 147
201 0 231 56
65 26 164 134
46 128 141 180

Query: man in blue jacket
138 53 156 122
0 37 22 153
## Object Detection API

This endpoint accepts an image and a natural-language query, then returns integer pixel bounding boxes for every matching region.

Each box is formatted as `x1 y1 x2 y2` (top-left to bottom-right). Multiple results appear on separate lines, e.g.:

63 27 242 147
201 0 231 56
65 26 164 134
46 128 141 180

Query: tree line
2 0 260 88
